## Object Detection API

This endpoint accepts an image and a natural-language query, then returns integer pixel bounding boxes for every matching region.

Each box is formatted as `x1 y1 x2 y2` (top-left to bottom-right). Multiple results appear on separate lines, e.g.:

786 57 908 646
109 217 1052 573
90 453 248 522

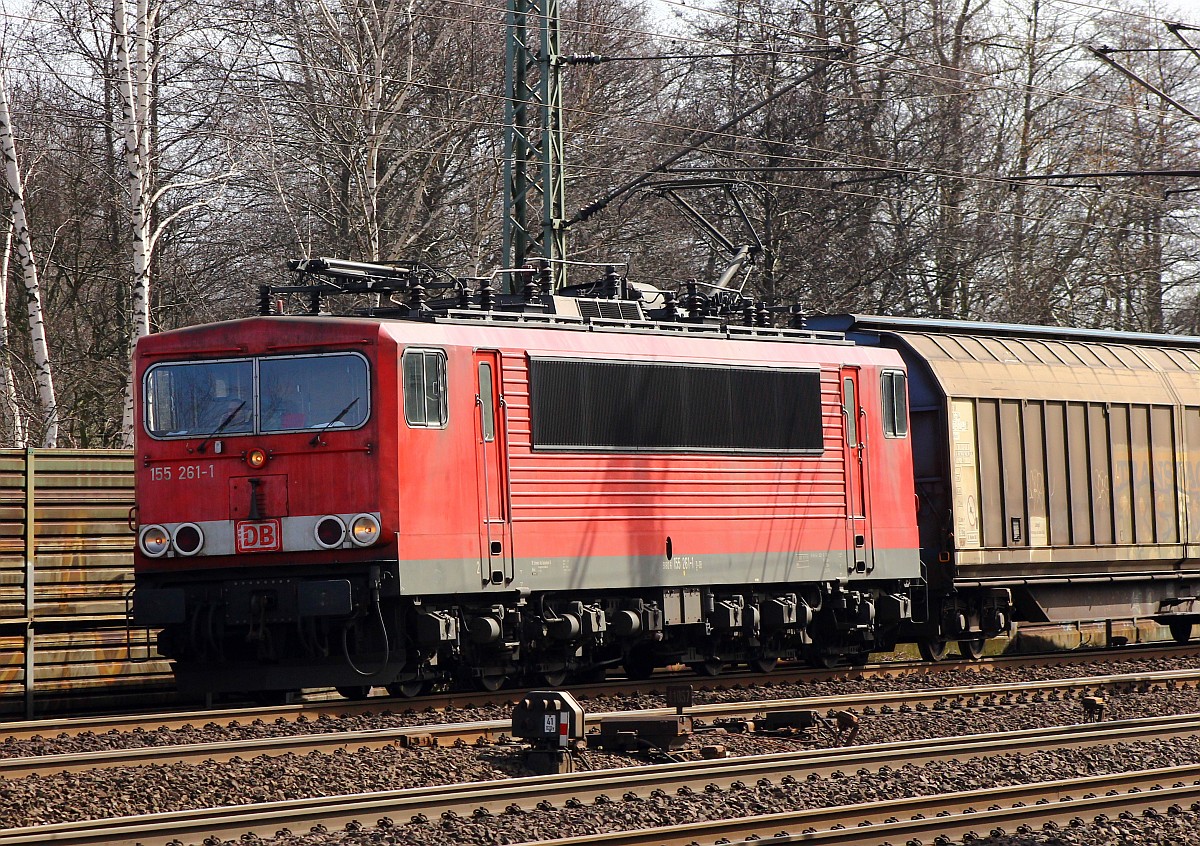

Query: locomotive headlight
139 525 170 558
349 513 381 547
245 448 267 469
172 523 204 556
314 515 346 549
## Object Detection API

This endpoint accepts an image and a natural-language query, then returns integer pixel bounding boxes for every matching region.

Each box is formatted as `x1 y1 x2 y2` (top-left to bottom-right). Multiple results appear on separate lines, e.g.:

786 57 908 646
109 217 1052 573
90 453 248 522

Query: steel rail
3 713 1200 846
515 764 1200 845
2 642 1196 743
3 666 1200 778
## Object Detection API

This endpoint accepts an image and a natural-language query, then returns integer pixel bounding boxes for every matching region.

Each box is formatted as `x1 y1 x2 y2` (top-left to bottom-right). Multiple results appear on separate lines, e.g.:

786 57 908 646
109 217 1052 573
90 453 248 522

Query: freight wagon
816 315 1200 658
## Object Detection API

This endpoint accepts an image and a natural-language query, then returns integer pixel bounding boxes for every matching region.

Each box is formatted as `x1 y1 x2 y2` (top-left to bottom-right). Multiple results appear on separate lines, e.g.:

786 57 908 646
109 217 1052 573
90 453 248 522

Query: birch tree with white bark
109 0 248 443
0 222 27 448
113 0 152 446
0 68 56 447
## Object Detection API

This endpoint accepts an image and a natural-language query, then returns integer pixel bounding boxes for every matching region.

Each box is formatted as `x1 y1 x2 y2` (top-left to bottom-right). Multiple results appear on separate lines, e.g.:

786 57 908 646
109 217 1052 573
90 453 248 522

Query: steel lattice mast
502 0 567 292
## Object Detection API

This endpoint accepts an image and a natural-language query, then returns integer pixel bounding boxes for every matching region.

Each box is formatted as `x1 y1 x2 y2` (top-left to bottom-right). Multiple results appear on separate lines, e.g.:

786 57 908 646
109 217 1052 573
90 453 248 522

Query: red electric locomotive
130 259 923 698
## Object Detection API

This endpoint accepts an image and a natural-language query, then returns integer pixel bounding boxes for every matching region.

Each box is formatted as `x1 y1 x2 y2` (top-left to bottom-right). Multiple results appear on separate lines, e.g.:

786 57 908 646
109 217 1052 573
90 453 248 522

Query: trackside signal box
511 689 585 774
512 689 585 745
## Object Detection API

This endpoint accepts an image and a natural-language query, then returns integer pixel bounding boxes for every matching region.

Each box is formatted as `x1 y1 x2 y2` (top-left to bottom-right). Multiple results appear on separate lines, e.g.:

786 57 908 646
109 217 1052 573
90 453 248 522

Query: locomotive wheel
917 639 949 662
846 650 871 667
336 685 373 700
1170 620 1194 644
958 638 986 660
623 647 657 681
385 679 433 698
477 672 508 692
572 665 608 684
750 656 779 674
689 658 724 677
804 648 840 670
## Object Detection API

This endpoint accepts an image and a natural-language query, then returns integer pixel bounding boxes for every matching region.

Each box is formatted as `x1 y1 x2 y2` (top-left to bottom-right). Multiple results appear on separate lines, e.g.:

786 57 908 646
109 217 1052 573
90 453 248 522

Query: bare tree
113 0 151 444
0 221 27 446
228 0 502 266
0 67 57 447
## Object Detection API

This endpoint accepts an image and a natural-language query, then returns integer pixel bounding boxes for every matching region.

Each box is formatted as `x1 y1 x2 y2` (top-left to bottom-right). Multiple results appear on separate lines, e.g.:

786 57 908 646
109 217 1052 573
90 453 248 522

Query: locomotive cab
131 318 402 696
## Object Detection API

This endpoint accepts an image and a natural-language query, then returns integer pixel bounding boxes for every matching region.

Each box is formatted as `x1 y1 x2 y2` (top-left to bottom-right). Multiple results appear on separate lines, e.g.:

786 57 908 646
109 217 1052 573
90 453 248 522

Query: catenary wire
4 0 1200 133
0 2 1196 231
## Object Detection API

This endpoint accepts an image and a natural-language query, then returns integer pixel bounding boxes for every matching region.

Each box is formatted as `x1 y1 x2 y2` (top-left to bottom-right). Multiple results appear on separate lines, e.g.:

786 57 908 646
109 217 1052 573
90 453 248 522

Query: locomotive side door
841 368 875 574
474 351 513 584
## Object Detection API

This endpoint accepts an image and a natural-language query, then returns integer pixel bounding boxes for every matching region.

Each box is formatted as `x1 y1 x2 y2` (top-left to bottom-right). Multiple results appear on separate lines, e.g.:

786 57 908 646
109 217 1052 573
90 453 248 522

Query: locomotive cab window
143 353 369 439
260 353 369 433
144 359 254 438
404 349 448 428
881 370 908 438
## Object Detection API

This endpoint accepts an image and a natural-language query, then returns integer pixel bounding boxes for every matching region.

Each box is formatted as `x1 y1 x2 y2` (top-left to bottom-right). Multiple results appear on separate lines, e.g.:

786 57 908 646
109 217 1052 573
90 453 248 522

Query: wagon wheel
750 655 779 674
540 669 569 687
385 679 433 698
958 638 986 660
335 685 373 700
250 689 294 706
689 658 724 677
1169 620 1194 644
917 639 949 662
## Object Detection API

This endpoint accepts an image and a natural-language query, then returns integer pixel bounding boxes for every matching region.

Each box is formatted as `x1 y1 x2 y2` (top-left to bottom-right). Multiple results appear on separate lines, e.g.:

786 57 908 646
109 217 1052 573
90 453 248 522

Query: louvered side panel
502 357 848 547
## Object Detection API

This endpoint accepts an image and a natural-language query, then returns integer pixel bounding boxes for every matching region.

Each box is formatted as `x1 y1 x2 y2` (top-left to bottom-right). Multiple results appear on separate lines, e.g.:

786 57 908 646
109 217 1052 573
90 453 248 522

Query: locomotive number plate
235 519 281 553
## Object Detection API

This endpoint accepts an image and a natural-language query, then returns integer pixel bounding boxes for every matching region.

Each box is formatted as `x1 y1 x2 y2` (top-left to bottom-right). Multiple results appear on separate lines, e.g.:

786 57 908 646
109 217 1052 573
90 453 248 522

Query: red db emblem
235 519 281 553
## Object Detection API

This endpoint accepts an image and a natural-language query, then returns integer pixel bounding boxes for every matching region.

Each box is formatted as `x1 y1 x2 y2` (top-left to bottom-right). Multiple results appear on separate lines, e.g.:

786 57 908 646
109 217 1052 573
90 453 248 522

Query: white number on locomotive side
149 464 215 481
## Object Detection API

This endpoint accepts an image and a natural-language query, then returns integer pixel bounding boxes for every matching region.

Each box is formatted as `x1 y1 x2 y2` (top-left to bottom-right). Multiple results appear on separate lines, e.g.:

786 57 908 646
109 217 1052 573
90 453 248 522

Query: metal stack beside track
0 449 171 718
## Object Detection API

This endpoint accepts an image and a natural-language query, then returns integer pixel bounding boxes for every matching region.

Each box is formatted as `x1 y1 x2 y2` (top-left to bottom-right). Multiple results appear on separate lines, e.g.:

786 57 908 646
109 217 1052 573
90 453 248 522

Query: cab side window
403 349 448 427
881 370 908 437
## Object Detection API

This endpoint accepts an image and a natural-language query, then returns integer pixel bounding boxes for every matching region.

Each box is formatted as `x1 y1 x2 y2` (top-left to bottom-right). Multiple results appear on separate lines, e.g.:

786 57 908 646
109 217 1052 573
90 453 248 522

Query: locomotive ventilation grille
574 299 644 321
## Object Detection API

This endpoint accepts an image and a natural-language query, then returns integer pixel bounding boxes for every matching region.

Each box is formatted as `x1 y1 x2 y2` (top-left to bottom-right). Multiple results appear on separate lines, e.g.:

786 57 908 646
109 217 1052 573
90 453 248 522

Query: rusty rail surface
2 641 1197 741
3 665 1199 778
2 713 1199 846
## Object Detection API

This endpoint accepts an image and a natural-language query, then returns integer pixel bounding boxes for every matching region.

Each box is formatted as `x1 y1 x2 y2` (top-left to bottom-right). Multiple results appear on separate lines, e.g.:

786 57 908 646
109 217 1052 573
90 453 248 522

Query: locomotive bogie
141 575 916 694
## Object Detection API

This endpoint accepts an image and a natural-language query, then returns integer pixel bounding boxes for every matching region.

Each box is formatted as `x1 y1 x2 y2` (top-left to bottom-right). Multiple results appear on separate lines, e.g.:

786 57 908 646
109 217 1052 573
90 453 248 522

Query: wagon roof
814 314 1200 405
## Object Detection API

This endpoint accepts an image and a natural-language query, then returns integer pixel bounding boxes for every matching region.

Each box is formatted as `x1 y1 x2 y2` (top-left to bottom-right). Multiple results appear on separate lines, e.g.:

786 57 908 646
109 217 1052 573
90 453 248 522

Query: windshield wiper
196 400 247 454
310 397 360 446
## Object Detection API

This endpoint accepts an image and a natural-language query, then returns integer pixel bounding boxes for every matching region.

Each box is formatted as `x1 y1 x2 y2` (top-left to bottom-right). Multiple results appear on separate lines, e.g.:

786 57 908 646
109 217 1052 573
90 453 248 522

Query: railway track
523 764 1200 845
3 664 1199 778
3 641 1196 743
3 712 1199 846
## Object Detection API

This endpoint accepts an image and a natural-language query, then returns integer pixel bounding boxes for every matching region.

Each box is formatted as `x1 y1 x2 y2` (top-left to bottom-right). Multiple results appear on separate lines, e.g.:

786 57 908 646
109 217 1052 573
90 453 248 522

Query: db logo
236 519 281 553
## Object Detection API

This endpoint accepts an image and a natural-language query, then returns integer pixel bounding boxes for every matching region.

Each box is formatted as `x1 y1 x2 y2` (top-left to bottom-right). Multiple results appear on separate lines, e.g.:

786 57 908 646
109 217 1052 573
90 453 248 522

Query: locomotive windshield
259 354 369 432
144 352 369 438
